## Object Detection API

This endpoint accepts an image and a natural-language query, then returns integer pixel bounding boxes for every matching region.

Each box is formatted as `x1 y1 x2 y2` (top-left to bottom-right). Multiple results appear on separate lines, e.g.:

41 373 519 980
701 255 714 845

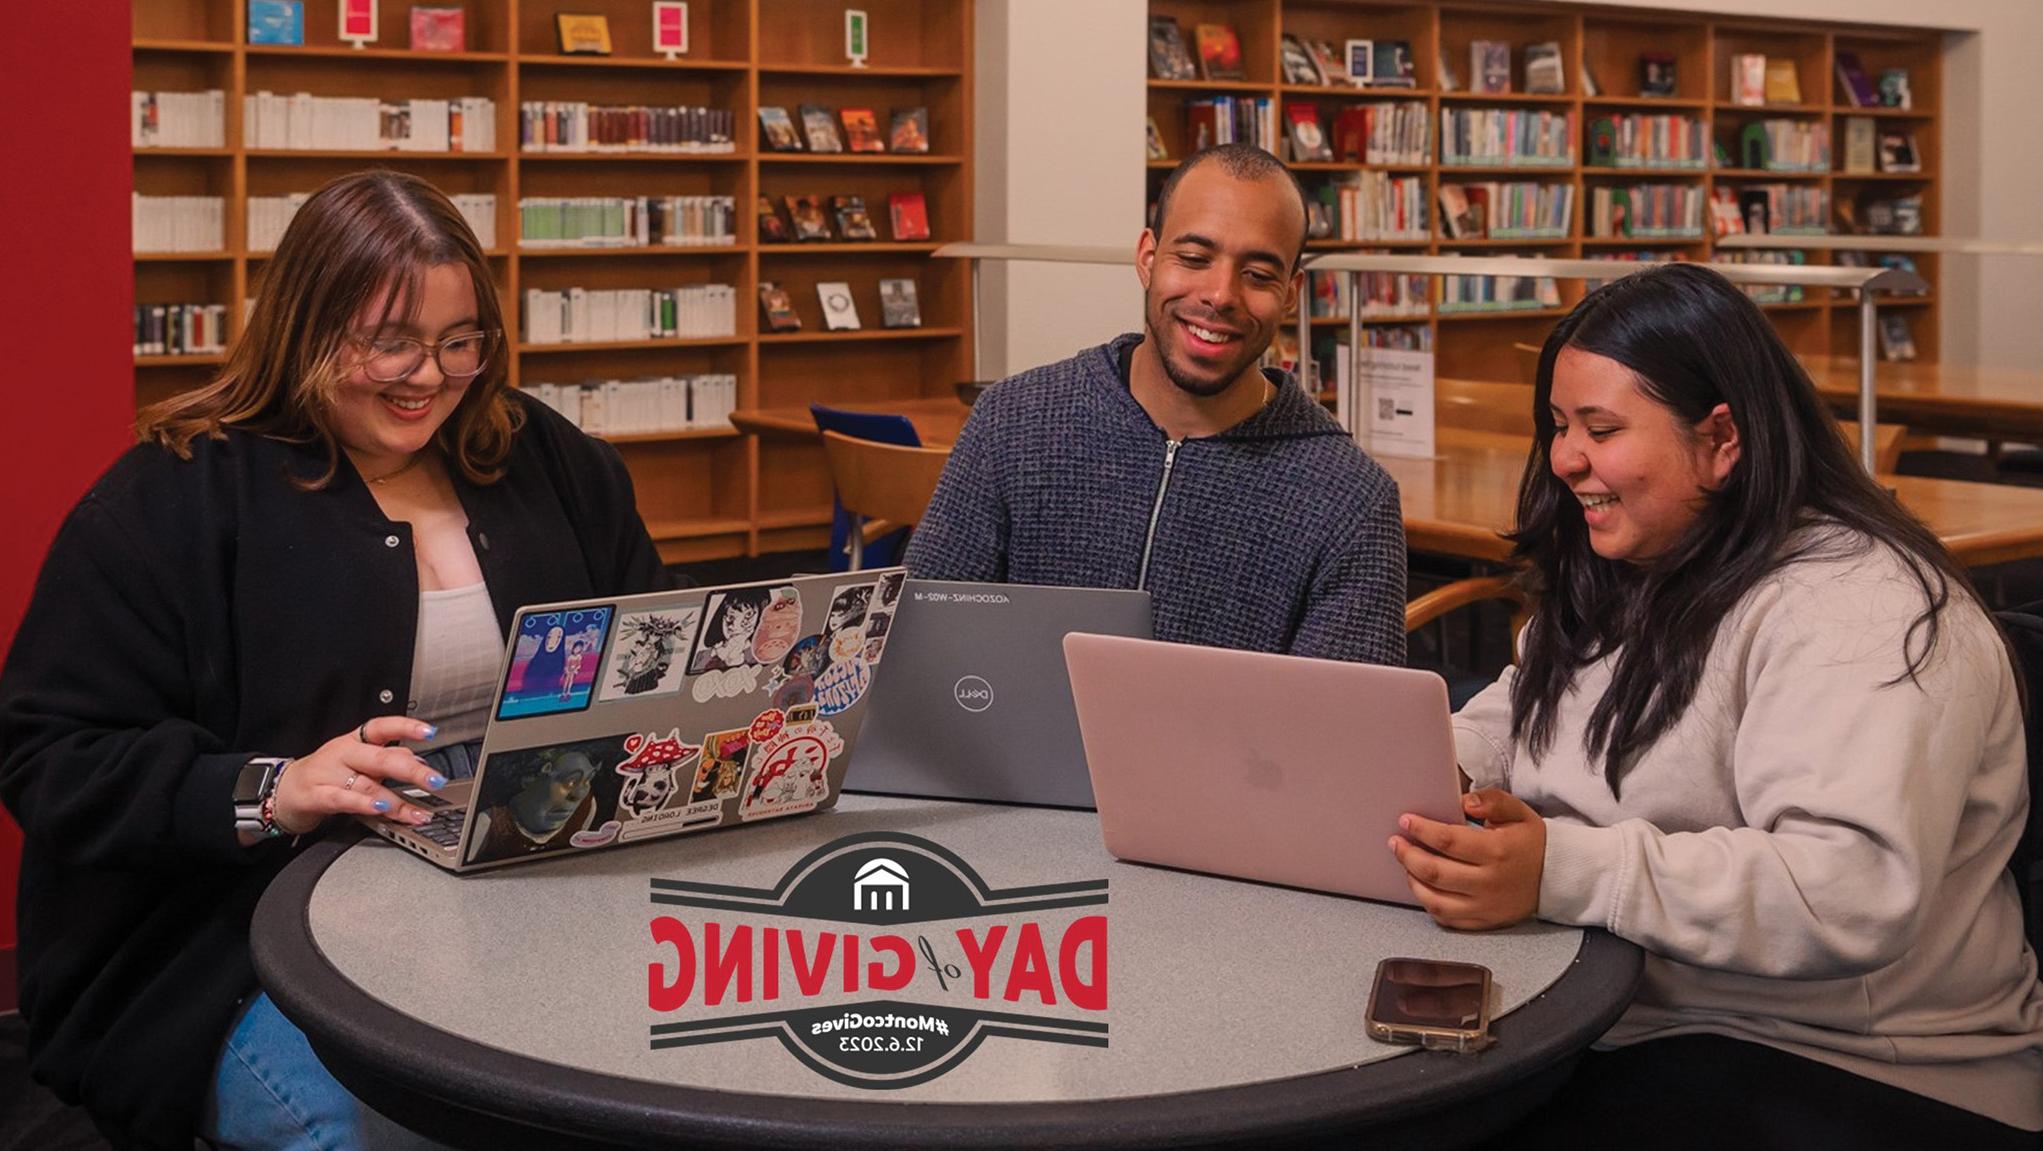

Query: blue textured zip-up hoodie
905 332 1406 665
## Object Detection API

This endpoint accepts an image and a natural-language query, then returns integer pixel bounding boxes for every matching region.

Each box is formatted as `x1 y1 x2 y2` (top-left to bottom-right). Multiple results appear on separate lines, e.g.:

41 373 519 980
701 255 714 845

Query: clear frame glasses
351 330 496 383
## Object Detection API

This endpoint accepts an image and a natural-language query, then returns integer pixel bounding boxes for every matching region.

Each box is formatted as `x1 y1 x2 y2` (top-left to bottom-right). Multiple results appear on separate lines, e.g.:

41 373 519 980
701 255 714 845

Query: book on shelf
1280 34 1326 86
758 282 802 331
1194 24 1245 81
1436 47 1461 93
1640 54 1676 98
890 108 929 153
1763 58 1802 105
1307 39 1345 86
1596 114 1706 169
1579 62 1600 98
1184 95 1277 154
1878 313 1917 361
248 0 304 45
1309 172 1427 241
555 13 612 55
521 285 737 344
1835 52 1878 108
1471 41 1511 94
132 90 226 149
132 194 226 253
878 278 922 328
1437 184 1480 240
1588 184 1704 238
1731 54 1766 106
1438 181 1573 239
1878 69 1913 109
1738 120 1830 172
1148 17 1196 81
840 108 885 153
888 192 930 241
784 194 832 241
1708 188 1745 237
1731 184 1827 235
409 6 464 52
247 92 496 152
1524 42 1564 95
1331 102 1428 165
1344 40 1373 86
799 106 844 153
1876 253 1926 294
134 302 228 357
1845 190 1924 235
1843 117 1877 174
519 102 732 154
816 282 861 331
832 195 878 240
756 196 791 242
1877 130 1921 173
1371 41 1416 88
1145 116 1168 161
1439 107 1574 167
759 107 803 151
1437 253 1561 312
525 374 737 435
1285 104 1331 162
516 195 732 249
1715 248 1807 303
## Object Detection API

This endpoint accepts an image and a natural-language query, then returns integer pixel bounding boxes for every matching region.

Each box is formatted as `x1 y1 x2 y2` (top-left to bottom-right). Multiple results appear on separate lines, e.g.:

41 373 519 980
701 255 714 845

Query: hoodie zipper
1136 440 1181 591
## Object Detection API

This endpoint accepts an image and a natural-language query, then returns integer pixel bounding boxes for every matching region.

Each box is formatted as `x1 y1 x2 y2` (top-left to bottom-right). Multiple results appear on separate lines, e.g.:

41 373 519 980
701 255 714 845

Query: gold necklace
363 453 423 485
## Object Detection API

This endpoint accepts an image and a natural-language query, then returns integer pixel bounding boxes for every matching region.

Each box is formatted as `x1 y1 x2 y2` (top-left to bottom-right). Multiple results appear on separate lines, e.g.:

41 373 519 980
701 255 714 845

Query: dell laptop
849 579 1152 808
371 568 905 873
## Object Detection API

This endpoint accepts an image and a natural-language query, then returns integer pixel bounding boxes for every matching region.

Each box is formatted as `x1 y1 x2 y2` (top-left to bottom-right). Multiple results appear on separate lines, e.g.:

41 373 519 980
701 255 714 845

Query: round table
253 796 1641 1149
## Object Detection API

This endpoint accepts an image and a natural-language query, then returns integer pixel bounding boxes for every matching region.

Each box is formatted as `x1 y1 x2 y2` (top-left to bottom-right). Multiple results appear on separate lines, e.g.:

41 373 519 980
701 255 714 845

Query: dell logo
953 675 994 713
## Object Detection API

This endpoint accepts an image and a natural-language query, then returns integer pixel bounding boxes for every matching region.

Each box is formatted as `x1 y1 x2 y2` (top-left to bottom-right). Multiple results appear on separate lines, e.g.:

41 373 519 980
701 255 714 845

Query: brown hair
138 169 519 487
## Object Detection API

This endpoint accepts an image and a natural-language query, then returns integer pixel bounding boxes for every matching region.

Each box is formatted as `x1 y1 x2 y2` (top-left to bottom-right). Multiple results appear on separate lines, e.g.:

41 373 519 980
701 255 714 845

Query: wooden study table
1800 356 2043 443
729 402 2043 568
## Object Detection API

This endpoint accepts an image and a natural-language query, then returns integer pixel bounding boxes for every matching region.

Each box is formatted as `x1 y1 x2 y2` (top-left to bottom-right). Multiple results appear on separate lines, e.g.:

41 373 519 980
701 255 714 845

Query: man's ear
1136 228 1157 292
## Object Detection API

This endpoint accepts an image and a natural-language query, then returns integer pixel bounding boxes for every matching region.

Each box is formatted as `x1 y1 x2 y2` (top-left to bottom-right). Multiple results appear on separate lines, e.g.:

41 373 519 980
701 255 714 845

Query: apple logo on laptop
953 675 994 713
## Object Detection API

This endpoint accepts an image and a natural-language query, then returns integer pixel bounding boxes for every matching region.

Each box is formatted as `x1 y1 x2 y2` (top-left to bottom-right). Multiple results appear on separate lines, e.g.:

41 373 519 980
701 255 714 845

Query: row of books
1588 185 1705 239
1282 102 1428 166
1185 96 1278 155
1309 174 1428 242
1715 250 1809 304
247 192 496 251
1713 185 1828 237
759 279 923 333
1836 54 1913 110
522 375 738 437
132 90 226 149
759 193 929 244
1305 270 1430 320
519 103 736 154
133 195 225 253
1841 120 1922 175
518 196 738 248
1737 120 1830 173
134 302 228 356
243 92 496 153
1843 191 1925 236
1586 115 1706 170
1439 263 1563 313
759 106 930 155
1439 182 1575 240
520 286 739 345
1440 108 1574 168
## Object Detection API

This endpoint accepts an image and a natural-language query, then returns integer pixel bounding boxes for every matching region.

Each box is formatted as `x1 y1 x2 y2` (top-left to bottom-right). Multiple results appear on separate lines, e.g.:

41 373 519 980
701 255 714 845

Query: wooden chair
1405 576 1530 650
818 430 952 570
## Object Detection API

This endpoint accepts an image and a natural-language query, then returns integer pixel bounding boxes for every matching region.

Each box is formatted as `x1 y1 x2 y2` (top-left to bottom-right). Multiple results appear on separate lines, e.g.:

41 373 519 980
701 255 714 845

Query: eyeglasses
350 330 496 383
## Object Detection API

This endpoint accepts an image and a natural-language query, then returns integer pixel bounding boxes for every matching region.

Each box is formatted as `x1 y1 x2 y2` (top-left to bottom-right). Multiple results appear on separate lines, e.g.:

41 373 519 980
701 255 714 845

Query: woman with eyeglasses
0 170 671 1148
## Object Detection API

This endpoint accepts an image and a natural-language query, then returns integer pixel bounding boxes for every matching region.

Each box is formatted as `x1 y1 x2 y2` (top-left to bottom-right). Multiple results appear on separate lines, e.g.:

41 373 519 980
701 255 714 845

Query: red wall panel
0 1 135 1003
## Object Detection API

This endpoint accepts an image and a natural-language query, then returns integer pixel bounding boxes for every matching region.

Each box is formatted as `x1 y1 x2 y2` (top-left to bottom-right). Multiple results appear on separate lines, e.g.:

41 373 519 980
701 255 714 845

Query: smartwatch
232 756 293 837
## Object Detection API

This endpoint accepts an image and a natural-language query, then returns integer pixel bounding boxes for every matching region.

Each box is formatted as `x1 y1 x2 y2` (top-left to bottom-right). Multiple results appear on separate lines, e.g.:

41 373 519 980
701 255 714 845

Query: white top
1454 527 2043 1131
408 581 500 748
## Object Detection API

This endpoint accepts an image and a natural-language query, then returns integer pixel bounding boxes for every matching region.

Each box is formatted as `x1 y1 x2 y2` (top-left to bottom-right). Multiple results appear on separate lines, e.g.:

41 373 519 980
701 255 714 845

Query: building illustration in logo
852 857 910 912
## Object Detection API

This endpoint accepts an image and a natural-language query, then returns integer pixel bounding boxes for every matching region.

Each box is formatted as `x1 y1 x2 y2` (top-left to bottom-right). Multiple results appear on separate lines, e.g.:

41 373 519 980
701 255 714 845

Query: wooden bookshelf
132 0 973 563
1144 1 1943 380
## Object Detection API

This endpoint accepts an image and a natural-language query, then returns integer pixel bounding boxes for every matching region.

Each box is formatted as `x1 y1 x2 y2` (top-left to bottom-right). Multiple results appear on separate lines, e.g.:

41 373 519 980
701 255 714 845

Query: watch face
233 759 279 803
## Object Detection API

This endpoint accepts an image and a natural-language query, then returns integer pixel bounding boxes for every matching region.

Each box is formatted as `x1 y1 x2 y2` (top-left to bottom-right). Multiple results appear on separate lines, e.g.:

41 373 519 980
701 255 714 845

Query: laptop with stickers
370 568 905 873
847 580 1152 809
1062 633 1465 905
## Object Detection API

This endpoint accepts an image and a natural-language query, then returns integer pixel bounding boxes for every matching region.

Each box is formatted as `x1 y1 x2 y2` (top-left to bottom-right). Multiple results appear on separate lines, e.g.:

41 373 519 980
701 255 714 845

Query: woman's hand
269 717 448 836
1389 789 1546 930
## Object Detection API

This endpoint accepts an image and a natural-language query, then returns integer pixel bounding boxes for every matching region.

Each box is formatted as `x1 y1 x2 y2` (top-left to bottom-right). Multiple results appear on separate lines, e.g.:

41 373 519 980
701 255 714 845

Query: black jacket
0 394 670 1147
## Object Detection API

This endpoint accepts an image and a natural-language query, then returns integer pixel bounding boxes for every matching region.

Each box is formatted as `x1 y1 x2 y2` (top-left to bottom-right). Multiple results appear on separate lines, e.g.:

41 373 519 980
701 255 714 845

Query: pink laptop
1062 633 1465 905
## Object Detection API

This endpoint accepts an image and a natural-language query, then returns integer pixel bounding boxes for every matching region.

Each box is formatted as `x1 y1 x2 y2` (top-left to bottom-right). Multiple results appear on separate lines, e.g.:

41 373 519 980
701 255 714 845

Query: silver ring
342 771 360 791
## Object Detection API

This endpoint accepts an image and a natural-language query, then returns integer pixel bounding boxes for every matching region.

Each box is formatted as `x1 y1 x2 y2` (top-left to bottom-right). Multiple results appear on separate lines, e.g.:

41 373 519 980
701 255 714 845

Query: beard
1143 302 1269 399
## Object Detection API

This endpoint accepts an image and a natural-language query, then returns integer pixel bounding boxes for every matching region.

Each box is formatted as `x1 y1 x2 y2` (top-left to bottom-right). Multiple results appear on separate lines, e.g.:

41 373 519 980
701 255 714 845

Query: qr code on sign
1377 397 1396 420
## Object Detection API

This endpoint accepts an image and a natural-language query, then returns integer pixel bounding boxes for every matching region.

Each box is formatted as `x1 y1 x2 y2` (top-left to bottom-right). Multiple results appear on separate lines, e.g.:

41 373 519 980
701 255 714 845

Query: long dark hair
1509 262 1989 795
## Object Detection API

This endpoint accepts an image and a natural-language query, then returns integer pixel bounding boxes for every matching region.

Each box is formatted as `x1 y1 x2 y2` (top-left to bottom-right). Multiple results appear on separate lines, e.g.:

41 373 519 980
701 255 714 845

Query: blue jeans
202 992 450 1150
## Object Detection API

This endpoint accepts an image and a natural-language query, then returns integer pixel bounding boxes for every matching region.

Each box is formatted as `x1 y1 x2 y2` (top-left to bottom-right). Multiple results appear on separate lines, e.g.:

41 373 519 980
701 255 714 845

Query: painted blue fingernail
373 799 391 813
427 773 447 790
421 724 439 740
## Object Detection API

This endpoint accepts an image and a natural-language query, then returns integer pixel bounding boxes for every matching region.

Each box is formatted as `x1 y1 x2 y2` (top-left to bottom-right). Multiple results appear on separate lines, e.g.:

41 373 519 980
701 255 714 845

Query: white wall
975 0 2043 372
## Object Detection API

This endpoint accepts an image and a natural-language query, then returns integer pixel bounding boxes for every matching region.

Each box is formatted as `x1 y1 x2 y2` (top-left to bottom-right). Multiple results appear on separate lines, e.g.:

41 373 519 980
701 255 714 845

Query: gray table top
256 795 1638 1148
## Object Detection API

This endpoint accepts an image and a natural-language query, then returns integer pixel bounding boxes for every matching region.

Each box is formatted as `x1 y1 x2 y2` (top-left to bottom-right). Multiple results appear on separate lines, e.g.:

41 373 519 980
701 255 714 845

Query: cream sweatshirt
1454 529 2043 1131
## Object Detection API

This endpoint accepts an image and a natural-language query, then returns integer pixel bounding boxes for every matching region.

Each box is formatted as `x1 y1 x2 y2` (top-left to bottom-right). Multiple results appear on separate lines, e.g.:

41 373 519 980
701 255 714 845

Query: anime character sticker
464 735 624 864
875 571 905 611
688 588 774 675
597 607 701 701
689 726 753 805
823 584 874 642
612 729 703 822
749 586 804 665
764 633 826 710
498 607 613 719
738 718 845 822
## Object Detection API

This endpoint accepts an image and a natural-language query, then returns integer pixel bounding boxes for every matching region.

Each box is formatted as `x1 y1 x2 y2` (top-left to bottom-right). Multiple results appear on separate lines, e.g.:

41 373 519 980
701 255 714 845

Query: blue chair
810 404 920 571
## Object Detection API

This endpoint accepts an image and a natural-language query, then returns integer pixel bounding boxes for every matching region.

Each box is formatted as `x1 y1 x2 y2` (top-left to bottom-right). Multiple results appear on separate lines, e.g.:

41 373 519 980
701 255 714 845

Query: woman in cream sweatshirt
1390 263 2042 1146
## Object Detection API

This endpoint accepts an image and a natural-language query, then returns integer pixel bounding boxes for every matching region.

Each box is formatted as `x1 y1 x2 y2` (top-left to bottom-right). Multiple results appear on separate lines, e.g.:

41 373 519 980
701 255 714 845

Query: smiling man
905 144 1406 664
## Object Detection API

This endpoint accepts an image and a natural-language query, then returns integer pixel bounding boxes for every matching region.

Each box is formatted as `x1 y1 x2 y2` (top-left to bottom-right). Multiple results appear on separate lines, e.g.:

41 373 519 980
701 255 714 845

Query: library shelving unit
1143 0 1941 383
132 0 972 562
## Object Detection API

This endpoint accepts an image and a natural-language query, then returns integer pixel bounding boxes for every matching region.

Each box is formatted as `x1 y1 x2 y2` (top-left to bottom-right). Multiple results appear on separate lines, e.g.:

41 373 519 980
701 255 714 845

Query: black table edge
253 832 1644 1150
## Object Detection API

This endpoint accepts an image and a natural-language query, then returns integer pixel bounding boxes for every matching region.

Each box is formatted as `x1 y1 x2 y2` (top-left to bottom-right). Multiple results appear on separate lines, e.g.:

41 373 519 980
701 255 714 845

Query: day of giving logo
646 831 1108 1088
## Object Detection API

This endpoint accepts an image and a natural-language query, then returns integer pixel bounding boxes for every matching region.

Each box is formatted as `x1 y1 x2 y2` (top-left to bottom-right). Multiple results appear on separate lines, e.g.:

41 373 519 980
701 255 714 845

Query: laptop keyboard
398 788 464 850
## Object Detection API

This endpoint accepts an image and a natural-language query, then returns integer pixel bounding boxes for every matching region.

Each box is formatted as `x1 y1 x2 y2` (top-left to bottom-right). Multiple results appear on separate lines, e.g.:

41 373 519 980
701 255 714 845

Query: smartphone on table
1365 957 1495 1053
